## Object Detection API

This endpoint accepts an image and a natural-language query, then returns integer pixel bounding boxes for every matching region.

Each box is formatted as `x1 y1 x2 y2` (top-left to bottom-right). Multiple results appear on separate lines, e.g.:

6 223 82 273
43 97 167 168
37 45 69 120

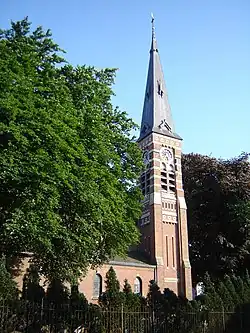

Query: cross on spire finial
151 13 155 40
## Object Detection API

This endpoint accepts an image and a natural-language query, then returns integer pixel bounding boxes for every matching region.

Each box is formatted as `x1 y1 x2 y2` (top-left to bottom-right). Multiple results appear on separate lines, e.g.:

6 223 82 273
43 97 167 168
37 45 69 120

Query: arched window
161 161 176 193
161 163 168 191
134 277 142 295
93 273 102 298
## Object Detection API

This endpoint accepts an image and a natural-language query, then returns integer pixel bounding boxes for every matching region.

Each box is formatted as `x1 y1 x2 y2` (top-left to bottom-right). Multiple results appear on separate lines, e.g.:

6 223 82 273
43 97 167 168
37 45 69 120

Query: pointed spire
139 16 181 141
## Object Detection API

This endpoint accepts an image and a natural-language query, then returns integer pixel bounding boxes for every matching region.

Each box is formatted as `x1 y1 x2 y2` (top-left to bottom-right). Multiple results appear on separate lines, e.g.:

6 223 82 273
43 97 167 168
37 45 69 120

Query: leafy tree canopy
0 18 143 281
182 153 250 282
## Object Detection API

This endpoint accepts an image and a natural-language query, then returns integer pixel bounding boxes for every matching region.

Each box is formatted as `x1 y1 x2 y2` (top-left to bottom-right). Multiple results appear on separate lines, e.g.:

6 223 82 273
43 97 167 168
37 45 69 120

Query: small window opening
134 277 142 295
93 274 102 298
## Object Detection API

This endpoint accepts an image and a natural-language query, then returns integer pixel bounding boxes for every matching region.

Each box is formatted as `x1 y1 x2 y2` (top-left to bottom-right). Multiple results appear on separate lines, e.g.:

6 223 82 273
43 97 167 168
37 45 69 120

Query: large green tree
182 153 250 282
0 18 143 281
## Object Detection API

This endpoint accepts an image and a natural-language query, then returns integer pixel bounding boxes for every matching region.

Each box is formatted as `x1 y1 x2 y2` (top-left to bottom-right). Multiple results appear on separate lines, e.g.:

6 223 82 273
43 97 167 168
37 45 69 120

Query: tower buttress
138 16 192 299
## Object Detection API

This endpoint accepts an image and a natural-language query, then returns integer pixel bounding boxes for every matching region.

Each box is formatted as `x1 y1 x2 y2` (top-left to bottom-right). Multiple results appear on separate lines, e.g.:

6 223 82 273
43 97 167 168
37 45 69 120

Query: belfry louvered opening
161 162 176 193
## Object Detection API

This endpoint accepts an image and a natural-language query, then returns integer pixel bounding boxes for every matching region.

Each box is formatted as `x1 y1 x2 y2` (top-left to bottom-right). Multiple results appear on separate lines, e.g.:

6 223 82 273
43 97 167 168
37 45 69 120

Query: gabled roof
109 251 156 268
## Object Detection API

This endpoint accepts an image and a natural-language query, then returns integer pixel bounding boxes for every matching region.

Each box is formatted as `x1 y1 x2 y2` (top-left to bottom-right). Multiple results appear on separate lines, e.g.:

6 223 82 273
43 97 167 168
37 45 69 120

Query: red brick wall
13 258 156 303
78 264 155 302
138 133 192 299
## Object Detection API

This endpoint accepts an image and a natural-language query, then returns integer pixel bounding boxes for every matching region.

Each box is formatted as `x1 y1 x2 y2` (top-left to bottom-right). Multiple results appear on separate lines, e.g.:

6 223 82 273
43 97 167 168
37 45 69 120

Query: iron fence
0 301 248 333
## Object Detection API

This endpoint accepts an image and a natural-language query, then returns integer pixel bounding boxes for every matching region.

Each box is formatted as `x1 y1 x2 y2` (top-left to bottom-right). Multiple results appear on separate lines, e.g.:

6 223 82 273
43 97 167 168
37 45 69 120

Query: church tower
138 16 192 299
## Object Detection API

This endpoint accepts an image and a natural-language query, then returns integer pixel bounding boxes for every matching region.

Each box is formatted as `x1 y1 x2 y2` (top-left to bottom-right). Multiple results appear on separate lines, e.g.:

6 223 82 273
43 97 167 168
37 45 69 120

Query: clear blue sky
1 0 249 158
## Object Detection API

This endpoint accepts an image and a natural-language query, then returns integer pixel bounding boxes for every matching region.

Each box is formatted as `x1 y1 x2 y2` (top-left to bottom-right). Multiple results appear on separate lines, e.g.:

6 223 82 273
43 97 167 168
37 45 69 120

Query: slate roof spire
139 15 180 141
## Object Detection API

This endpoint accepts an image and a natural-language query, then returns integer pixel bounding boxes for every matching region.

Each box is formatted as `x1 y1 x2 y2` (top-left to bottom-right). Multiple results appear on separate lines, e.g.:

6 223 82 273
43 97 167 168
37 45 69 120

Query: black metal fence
0 301 248 333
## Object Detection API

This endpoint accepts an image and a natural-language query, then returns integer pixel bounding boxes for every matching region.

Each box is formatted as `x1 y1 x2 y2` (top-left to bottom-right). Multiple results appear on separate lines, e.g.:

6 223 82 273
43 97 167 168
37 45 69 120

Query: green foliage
46 279 70 304
70 285 88 309
202 273 223 311
104 266 120 295
147 280 163 310
216 280 234 311
244 269 250 287
0 18 143 281
231 275 245 303
122 279 142 310
182 152 250 282
147 281 195 333
69 285 89 330
0 256 18 301
123 278 132 294
22 264 45 302
99 266 124 308
242 270 250 303
198 272 250 314
223 275 241 307
2 275 250 332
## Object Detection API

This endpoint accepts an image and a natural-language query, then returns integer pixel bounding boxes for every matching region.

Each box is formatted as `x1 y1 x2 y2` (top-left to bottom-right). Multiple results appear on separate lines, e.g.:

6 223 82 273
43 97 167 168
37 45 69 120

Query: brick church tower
137 16 192 299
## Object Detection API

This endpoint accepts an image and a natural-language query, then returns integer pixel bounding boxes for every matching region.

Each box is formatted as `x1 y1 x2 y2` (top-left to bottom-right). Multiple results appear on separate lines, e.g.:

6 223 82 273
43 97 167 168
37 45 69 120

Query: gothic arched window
161 163 168 191
93 273 102 298
161 162 176 193
134 277 142 295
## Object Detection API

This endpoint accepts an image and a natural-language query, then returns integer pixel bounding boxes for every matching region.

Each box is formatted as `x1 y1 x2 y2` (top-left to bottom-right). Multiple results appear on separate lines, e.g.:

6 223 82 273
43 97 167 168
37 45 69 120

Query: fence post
151 308 155 333
240 306 243 333
40 298 44 322
222 306 225 331
121 303 124 333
